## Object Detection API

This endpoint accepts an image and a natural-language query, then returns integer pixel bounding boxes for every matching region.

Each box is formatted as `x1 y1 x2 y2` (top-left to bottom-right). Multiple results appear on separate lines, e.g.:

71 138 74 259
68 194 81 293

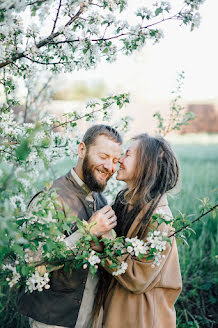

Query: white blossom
185 0 205 10
151 252 166 267
112 261 128 276
125 237 149 257
147 231 168 252
192 12 201 29
26 271 50 293
136 7 153 19
88 251 101 266
153 1 172 12
155 208 172 221
10 195 26 212
2 263 21 287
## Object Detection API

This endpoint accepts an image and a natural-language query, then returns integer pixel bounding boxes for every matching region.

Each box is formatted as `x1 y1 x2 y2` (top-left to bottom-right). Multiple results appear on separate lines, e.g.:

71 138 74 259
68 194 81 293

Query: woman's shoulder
154 194 173 223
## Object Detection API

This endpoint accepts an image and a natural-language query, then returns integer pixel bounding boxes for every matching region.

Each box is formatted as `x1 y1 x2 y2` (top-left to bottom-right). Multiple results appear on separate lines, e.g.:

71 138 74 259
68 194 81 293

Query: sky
58 0 218 104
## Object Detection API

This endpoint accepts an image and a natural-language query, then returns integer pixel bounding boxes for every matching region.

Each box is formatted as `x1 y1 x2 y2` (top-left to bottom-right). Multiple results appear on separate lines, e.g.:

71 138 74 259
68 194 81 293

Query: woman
94 133 182 328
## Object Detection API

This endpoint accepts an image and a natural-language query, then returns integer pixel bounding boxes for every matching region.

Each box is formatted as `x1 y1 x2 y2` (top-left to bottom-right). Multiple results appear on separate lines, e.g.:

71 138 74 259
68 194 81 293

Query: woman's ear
78 142 87 159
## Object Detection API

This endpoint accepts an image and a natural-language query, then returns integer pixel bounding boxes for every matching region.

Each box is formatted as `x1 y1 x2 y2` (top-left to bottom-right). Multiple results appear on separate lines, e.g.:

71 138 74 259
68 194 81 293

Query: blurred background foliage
52 81 107 101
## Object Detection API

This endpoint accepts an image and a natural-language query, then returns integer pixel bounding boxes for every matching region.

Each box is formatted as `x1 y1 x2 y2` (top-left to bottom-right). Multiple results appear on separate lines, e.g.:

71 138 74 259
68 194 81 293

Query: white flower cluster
2 263 21 288
112 242 124 252
147 230 168 267
112 261 128 276
191 12 201 28
98 0 127 12
114 19 129 33
0 110 18 136
136 7 153 20
147 230 167 252
151 252 166 268
153 1 172 12
10 195 26 212
26 271 50 293
0 0 205 73
185 0 205 10
125 237 149 257
88 250 101 267
155 208 172 221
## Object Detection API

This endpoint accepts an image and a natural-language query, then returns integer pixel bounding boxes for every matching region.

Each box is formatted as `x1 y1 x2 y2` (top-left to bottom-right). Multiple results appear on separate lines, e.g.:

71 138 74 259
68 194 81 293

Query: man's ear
78 142 87 159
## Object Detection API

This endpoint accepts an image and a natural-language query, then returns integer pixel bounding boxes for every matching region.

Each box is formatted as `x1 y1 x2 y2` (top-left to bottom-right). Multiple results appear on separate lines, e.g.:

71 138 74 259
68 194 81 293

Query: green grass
0 136 217 327
168 140 218 328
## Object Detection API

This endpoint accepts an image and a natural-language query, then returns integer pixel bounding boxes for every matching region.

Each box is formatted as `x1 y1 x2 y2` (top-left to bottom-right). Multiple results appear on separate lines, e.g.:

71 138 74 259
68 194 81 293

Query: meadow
168 136 218 328
0 134 217 328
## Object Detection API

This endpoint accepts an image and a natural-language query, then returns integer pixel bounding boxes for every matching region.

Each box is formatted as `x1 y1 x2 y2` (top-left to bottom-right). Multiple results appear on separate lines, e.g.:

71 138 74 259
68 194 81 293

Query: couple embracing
17 124 182 328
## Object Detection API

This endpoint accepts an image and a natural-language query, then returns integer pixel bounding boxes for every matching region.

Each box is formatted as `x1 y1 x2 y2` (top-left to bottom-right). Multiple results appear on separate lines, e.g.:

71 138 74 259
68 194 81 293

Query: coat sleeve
103 204 174 294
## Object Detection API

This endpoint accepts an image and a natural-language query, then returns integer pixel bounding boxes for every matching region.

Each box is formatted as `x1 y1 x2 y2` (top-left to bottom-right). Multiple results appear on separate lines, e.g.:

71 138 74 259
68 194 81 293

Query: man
17 124 122 328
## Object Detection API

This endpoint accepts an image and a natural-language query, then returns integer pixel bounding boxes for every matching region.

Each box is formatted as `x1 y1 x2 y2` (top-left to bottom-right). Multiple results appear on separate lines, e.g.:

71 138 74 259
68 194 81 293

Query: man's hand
88 205 117 237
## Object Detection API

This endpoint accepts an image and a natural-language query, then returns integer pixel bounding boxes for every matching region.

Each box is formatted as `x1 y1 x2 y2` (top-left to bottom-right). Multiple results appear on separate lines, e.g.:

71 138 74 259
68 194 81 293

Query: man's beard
82 154 111 192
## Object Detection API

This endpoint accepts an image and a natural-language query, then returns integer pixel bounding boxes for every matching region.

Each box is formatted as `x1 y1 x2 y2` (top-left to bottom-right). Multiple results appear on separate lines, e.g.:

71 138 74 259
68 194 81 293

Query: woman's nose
119 155 124 164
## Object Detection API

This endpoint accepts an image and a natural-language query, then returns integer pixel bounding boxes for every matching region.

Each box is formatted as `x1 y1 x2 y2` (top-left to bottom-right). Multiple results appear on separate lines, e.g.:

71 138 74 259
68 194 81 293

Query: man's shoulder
51 172 69 189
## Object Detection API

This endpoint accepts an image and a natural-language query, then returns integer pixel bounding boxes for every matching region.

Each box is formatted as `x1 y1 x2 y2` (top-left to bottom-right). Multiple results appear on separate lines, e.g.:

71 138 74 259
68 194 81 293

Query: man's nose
103 159 114 173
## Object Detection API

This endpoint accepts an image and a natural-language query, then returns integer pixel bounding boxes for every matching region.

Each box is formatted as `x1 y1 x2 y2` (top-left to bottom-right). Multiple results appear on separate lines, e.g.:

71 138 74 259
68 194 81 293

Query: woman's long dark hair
92 133 180 323
122 133 179 237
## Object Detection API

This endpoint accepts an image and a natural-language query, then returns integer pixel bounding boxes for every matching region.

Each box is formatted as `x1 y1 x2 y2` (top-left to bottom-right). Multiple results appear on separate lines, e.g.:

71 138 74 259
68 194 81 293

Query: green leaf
155 8 163 16
109 263 118 269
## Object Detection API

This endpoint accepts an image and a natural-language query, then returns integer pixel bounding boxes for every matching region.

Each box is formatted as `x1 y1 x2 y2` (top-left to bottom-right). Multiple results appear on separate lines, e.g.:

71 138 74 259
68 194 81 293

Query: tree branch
23 55 67 65
51 0 62 34
53 102 115 130
27 0 48 6
45 15 178 46
169 204 218 238
0 11 180 69
0 5 84 69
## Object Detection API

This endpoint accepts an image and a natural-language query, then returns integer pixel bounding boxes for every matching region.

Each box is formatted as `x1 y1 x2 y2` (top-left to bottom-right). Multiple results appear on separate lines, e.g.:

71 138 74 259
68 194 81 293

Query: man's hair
82 124 122 148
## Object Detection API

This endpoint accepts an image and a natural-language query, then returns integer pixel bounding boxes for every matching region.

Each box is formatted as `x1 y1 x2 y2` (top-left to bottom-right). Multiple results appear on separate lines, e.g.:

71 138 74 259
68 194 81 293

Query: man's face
82 135 122 192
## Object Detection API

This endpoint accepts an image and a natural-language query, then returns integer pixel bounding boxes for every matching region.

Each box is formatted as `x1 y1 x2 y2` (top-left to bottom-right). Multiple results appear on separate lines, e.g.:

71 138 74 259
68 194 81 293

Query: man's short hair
82 124 122 148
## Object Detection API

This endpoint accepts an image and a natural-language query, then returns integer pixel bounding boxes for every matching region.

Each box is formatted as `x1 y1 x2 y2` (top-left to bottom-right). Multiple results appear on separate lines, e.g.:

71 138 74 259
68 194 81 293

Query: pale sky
59 0 218 103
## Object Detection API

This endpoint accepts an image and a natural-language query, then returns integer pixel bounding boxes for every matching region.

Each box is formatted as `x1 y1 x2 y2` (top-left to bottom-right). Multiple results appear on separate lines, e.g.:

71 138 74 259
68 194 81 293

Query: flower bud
44 284 50 289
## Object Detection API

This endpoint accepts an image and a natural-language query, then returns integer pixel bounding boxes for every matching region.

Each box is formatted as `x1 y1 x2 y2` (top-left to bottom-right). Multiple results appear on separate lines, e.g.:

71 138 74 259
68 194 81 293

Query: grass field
167 135 218 328
0 134 217 327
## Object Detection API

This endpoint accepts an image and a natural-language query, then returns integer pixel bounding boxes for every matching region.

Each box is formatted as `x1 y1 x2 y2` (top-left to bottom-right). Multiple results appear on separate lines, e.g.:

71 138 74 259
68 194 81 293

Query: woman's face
116 140 139 187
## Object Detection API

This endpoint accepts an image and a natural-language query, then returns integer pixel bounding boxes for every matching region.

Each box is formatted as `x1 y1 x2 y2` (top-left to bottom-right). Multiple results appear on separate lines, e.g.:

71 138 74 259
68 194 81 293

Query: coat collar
66 169 94 202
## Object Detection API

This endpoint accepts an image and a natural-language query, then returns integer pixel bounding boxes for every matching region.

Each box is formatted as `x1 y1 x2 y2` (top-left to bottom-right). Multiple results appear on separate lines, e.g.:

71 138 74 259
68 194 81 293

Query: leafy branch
153 71 196 136
0 4 85 69
0 6 195 69
169 204 218 238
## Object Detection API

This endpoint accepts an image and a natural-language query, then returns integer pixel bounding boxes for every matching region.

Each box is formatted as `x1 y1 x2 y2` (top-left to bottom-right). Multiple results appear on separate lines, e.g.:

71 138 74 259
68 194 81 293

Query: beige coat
102 196 182 328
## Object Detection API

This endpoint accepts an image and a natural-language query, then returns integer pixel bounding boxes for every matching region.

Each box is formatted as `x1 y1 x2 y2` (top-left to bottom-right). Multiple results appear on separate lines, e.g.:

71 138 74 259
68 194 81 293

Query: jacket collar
66 169 94 202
